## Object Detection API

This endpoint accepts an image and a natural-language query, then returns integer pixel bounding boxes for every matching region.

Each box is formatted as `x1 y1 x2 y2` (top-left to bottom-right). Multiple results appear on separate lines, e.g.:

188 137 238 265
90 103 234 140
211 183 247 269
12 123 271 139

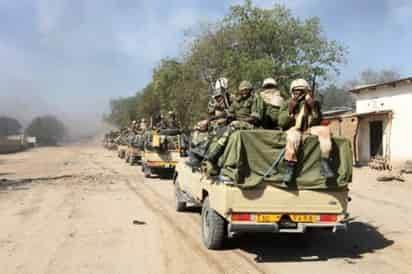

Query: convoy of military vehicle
103 77 353 250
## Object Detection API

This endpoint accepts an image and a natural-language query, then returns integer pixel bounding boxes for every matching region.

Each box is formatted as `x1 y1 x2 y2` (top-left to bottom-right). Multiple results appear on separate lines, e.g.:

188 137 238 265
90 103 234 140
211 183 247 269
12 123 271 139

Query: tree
320 69 401 110
0 116 22 137
320 84 354 111
105 1 346 128
345 69 402 90
25 115 66 145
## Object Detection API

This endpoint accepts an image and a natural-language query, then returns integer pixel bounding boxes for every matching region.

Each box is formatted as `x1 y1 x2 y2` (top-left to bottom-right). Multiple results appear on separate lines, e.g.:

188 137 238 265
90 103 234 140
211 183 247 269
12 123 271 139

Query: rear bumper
229 222 347 233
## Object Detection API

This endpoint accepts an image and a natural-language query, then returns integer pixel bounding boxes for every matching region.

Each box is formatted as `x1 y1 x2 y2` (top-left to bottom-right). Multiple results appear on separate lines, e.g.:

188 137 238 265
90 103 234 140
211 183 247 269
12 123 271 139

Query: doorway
369 120 383 157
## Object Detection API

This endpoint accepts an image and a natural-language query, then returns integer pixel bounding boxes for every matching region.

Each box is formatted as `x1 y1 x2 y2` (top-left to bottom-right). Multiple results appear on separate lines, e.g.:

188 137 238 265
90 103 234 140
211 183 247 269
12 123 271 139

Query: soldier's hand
305 97 316 110
288 99 299 115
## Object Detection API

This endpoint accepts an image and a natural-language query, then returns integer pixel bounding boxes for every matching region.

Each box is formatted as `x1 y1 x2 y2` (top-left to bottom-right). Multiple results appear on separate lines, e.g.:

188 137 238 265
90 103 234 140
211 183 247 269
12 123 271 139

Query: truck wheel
175 181 187 212
129 156 135 166
201 197 226 250
143 165 151 178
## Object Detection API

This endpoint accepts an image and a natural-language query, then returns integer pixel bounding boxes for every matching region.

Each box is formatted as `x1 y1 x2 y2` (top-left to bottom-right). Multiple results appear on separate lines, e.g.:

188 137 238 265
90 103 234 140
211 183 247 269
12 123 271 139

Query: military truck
125 134 144 165
141 129 181 178
174 130 352 250
116 132 129 159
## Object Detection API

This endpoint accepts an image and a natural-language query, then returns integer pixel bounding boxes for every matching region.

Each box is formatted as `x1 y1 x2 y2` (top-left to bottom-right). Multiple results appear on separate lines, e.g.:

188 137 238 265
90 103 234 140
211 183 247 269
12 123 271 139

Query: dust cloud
0 82 111 142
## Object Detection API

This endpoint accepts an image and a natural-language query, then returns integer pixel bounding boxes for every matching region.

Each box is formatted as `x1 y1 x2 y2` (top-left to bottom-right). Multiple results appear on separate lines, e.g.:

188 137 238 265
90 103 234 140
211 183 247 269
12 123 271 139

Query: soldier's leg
283 128 302 183
206 127 231 163
309 126 334 178
284 128 302 163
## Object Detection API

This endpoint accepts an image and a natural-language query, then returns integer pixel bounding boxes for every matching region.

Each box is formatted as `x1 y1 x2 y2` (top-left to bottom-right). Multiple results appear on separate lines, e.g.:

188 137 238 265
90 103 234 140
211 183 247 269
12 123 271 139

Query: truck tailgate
228 184 348 214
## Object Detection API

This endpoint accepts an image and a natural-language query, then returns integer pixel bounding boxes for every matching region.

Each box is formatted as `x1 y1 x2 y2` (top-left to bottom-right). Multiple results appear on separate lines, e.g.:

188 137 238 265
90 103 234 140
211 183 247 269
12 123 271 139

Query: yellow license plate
289 214 317 223
256 214 282 223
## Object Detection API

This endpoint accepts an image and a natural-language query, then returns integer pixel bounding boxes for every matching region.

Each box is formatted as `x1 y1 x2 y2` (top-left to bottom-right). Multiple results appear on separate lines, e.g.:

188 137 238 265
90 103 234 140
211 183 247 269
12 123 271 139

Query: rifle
258 148 286 184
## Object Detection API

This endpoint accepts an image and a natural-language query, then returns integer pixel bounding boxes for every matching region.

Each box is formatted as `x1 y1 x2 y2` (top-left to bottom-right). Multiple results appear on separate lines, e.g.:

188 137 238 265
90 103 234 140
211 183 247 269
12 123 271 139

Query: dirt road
1 144 412 274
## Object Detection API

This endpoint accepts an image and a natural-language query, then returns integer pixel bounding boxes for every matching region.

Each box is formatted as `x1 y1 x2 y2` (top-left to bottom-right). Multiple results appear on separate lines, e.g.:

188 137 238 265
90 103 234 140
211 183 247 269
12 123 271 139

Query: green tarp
218 130 353 189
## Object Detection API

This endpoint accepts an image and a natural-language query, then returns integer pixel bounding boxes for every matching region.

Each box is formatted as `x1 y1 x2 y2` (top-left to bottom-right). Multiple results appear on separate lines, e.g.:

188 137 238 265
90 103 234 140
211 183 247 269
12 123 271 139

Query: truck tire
201 197 226 250
129 156 135 166
143 165 151 178
174 180 187 212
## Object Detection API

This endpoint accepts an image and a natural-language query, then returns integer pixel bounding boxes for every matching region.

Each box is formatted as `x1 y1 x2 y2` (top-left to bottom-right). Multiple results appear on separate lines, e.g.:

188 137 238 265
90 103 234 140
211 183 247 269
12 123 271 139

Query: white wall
354 83 412 162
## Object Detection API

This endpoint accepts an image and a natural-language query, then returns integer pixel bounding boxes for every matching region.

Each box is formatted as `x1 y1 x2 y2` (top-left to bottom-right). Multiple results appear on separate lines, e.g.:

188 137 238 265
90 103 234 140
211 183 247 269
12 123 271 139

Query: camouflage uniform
166 111 179 129
251 78 285 129
278 79 333 182
206 81 256 164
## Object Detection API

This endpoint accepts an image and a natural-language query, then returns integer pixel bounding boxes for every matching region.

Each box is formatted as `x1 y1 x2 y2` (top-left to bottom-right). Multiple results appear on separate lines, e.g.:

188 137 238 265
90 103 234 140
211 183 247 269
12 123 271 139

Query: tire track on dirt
92 152 267 274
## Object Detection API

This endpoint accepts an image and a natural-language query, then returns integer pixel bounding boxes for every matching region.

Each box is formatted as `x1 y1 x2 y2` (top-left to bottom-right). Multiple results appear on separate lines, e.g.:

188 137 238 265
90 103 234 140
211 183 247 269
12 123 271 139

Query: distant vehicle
0 135 27 153
141 129 181 179
174 130 352 250
125 134 144 165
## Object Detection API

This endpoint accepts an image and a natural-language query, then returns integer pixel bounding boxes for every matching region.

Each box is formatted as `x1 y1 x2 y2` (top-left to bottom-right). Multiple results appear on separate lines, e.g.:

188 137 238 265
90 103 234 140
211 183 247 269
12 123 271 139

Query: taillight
231 213 251 222
319 215 338 222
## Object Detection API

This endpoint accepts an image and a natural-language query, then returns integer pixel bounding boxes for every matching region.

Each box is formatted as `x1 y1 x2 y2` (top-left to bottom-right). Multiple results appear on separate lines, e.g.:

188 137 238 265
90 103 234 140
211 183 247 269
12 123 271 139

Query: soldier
227 80 257 125
278 79 334 183
154 113 166 129
166 111 179 129
139 118 147 132
185 120 210 167
251 78 285 129
131 120 139 133
206 80 256 165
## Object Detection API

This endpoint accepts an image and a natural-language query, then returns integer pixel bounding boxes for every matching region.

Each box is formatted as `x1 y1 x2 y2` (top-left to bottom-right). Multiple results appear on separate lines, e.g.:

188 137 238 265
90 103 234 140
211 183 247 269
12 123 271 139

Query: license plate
164 164 170 168
289 214 317 223
256 214 281 223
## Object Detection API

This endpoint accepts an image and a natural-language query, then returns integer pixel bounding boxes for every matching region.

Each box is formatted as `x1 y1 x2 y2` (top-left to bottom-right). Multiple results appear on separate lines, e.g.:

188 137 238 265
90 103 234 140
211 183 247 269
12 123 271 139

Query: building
324 77 412 166
350 77 412 165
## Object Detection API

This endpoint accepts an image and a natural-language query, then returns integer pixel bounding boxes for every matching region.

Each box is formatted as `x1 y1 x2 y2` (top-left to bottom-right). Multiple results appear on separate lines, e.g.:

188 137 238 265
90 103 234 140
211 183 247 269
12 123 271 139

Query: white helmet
215 77 228 90
290 79 311 93
262 78 277 88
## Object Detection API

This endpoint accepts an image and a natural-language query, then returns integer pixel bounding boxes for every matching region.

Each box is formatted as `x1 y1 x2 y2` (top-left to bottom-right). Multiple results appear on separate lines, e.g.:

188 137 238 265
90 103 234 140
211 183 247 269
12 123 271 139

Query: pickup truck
142 129 181 179
174 130 352 250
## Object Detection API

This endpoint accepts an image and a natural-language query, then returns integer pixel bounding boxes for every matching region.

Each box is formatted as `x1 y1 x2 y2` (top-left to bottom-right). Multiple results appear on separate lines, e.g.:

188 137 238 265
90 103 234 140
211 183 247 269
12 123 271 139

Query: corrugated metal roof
349 76 412 94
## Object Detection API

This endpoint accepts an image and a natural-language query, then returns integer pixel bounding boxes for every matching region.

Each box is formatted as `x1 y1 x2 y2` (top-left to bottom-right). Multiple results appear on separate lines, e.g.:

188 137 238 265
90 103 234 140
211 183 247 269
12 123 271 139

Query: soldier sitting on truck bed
278 78 334 183
185 78 231 168
206 80 257 168
251 77 285 129
165 111 180 129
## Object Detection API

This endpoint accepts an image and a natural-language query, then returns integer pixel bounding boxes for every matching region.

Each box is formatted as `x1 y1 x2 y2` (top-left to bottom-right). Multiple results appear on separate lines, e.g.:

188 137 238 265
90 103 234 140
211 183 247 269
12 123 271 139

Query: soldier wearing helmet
278 78 334 183
206 81 257 168
251 77 285 129
139 118 147 132
165 111 179 129
226 81 257 124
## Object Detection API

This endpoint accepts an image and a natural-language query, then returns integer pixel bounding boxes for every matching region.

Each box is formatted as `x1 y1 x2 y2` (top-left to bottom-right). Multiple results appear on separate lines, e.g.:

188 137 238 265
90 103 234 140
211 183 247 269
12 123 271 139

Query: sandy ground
1 144 412 274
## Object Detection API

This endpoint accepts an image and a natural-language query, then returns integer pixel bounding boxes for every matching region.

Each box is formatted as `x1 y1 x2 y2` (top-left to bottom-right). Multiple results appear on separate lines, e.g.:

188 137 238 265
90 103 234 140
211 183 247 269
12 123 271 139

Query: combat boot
185 153 202 168
320 158 335 179
283 161 296 184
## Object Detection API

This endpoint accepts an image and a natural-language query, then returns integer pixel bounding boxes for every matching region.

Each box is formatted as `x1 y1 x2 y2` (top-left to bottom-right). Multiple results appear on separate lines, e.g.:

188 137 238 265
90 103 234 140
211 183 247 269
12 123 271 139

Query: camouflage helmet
238 80 252 92
262 78 277 88
290 79 311 93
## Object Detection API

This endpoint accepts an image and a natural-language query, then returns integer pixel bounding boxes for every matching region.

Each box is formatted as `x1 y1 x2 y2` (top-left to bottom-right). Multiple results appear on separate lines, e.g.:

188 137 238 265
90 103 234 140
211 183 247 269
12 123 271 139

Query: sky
0 0 411 134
